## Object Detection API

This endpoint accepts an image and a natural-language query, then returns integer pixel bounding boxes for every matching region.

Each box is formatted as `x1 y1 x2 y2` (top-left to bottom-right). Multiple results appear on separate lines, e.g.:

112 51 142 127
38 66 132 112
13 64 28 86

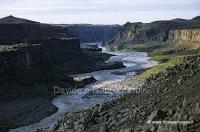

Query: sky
0 0 199 24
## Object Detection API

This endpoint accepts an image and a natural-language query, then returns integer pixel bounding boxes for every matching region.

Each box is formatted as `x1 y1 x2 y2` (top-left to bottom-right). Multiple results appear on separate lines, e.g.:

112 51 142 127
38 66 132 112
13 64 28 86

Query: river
10 46 157 132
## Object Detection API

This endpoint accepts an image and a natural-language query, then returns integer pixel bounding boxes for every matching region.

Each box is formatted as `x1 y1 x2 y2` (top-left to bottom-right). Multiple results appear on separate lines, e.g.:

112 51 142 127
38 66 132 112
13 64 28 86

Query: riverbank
41 54 200 132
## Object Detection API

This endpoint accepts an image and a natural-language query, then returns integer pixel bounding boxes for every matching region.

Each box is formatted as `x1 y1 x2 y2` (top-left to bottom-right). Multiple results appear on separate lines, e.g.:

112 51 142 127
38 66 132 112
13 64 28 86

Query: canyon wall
0 38 80 74
0 16 87 102
107 16 200 51
168 29 200 49
0 16 81 74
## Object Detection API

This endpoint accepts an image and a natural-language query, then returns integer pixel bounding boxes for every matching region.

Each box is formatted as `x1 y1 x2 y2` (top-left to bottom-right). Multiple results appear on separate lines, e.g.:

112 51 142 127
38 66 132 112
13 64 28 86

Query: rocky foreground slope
40 55 200 132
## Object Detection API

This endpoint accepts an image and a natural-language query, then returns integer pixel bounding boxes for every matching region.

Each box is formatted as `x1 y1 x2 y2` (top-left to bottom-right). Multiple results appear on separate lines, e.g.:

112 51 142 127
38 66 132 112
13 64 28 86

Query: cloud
0 0 199 24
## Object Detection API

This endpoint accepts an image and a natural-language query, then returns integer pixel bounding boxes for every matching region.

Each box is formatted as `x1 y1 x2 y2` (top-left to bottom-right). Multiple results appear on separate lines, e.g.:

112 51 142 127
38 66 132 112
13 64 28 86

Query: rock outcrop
0 38 80 74
107 16 200 51
168 29 200 49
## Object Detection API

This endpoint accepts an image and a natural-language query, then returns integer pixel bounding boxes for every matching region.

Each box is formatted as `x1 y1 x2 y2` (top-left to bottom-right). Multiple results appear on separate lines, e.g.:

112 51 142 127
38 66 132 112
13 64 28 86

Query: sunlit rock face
168 29 200 49
106 16 200 51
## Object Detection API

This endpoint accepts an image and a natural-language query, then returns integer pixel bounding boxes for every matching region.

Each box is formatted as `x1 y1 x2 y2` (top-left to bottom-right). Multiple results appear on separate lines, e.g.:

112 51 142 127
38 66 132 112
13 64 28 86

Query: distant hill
54 24 120 43
191 16 200 21
0 16 73 45
0 15 39 24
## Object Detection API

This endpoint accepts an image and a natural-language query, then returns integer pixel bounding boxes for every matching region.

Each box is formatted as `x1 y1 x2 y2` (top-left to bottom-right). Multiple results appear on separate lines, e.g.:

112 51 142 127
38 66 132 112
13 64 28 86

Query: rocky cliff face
0 16 81 103
107 16 200 51
168 29 200 49
56 24 120 43
0 38 80 72
0 38 83 103
0 16 82 76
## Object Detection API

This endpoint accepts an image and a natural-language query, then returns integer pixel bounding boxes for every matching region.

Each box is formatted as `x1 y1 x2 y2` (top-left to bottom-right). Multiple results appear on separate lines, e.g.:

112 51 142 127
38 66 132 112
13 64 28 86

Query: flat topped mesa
0 15 40 24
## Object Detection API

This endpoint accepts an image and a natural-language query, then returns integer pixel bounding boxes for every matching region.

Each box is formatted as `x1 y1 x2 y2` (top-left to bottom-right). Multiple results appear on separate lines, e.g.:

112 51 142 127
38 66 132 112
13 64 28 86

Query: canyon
0 16 123 132
0 16 123 103
38 16 200 132
1 14 200 132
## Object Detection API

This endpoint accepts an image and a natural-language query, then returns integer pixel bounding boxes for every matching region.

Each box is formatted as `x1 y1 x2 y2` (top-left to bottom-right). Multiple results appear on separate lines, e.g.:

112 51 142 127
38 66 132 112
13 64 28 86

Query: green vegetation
122 42 164 53
122 42 197 77
143 57 182 77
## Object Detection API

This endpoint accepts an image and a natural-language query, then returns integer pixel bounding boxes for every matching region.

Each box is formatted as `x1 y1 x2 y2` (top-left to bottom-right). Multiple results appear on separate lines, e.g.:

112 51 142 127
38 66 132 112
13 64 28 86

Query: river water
10 47 157 132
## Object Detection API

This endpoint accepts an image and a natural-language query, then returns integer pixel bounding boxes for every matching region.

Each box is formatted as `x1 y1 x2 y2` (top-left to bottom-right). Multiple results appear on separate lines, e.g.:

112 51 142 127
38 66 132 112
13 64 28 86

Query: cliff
55 24 120 43
0 38 82 102
107 16 200 51
0 38 80 71
168 29 200 49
